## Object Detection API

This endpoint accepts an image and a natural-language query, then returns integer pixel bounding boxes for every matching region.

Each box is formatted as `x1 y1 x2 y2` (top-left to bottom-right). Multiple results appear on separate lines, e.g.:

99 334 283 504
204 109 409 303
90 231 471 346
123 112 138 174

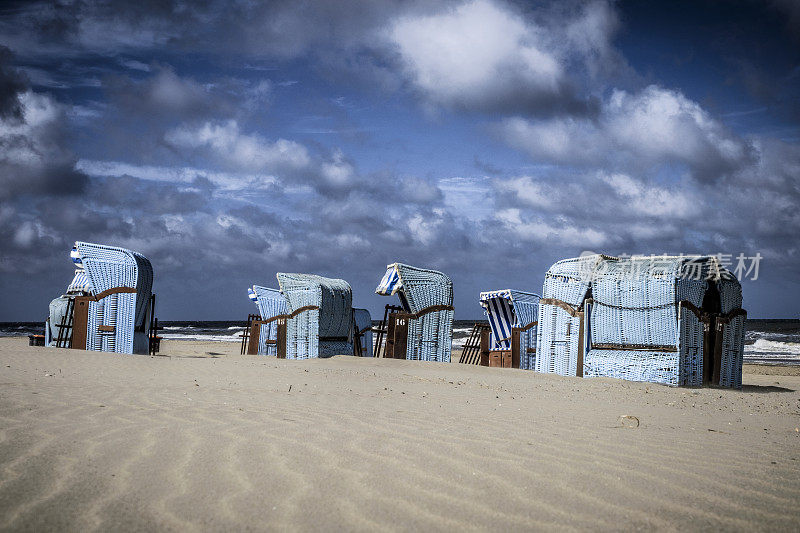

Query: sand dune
1 337 799 531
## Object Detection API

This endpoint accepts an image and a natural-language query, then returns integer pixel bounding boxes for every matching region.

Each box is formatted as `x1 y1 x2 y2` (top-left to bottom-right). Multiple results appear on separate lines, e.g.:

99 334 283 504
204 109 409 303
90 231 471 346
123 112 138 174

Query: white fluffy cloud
165 120 311 172
499 85 753 180
389 0 563 110
495 207 608 247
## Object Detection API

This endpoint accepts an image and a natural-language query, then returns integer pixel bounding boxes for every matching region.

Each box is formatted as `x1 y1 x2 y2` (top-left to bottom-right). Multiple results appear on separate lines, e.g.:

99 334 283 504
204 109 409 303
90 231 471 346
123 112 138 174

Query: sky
0 0 798 321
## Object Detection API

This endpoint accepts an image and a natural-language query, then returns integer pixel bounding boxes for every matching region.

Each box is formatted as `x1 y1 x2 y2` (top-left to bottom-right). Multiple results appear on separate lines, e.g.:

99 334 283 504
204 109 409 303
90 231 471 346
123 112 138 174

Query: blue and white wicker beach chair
374 263 454 362
479 289 540 369
245 285 288 356
276 273 354 359
45 241 155 355
535 254 746 387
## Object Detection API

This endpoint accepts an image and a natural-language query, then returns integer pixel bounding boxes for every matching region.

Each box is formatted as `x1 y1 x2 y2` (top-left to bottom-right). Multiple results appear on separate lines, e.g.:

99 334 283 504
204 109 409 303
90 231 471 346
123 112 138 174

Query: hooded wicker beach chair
374 263 454 362
277 273 354 359
45 241 157 355
477 289 540 369
244 285 288 355
535 254 746 387
242 277 372 359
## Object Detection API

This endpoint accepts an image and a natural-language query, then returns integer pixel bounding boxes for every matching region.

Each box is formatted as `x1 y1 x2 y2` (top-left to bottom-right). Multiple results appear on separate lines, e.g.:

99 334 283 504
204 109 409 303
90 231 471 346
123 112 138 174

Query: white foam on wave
161 332 242 343
745 339 800 358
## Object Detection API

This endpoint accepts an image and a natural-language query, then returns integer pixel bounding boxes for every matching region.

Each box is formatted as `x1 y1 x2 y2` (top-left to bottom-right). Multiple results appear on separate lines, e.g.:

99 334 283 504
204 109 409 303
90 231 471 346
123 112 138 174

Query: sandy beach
1 338 799 531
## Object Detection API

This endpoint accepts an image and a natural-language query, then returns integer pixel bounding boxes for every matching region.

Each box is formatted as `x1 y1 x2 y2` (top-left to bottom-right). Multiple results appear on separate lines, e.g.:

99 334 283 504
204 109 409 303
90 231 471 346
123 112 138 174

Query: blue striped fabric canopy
247 287 258 302
480 290 516 349
375 265 402 296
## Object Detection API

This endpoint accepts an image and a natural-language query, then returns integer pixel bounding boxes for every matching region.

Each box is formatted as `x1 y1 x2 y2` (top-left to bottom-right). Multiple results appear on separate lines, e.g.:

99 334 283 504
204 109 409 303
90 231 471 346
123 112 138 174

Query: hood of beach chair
374 263 453 314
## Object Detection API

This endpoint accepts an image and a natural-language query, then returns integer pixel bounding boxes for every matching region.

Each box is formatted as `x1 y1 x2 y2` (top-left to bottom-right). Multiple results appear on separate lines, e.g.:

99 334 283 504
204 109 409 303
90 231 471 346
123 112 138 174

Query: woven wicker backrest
74 241 153 354
130 251 153 328
591 258 681 346
392 263 453 311
509 290 540 328
542 254 614 306
252 285 288 319
537 254 615 375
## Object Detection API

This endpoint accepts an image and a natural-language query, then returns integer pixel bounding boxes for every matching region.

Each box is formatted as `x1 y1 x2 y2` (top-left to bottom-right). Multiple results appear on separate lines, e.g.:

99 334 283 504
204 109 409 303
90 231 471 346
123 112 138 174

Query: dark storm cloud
3 0 618 118
0 46 26 120
0 0 442 58
105 66 229 119
0 48 88 200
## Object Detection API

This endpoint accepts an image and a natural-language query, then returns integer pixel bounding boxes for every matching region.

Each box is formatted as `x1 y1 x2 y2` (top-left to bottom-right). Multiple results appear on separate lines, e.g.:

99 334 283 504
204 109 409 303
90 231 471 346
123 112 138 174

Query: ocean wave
745 331 799 341
160 332 242 343
744 339 800 357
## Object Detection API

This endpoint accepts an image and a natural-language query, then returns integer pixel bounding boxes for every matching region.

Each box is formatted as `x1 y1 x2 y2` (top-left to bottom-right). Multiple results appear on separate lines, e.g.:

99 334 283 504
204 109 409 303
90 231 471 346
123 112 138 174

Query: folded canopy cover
66 247 93 294
375 265 402 296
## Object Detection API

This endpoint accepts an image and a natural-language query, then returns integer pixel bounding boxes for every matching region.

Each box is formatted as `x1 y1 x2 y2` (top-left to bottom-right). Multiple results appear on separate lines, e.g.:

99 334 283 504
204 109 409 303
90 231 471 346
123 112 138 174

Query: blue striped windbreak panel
375 265 402 296
480 290 516 349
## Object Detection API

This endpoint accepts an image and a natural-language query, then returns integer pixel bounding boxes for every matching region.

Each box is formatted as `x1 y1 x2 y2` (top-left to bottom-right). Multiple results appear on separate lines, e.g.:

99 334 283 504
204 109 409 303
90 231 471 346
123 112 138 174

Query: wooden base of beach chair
242 314 260 354
477 328 519 368
148 294 162 355
379 304 455 360
372 304 404 357
385 313 409 359
70 296 90 350
245 314 291 358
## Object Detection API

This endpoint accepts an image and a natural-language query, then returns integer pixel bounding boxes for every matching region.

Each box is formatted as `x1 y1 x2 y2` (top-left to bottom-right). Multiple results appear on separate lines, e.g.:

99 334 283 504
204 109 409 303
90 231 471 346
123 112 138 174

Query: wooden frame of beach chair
241 314 260 354
374 263 454 362
147 294 161 355
372 304 404 357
